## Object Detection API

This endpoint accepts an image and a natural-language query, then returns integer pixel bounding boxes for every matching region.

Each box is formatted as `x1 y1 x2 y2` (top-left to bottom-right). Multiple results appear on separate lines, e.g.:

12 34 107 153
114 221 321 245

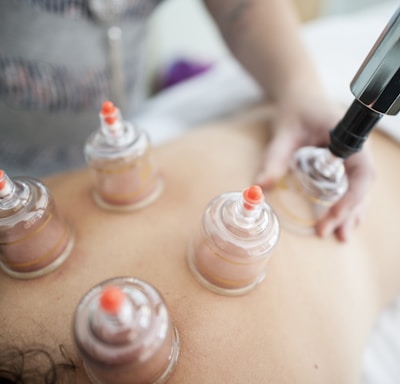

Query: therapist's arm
203 0 321 99
203 0 376 241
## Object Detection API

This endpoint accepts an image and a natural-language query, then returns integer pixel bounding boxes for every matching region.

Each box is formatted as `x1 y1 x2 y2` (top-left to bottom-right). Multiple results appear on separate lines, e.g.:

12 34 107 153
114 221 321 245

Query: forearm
203 0 323 100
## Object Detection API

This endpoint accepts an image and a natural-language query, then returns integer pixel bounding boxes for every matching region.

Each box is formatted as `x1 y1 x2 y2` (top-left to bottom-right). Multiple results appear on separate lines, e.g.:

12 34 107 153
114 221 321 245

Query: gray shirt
0 0 162 177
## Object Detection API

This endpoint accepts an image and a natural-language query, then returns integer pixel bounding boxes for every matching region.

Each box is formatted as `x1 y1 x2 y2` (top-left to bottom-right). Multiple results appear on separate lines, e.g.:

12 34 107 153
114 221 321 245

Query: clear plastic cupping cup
267 146 348 235
187 185 280 296
85 101 163 212
73 277 180 384
0 169 75 279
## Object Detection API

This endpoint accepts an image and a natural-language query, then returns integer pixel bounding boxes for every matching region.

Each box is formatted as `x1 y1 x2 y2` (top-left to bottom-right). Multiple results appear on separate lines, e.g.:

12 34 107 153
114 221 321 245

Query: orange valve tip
100 286 125 314
0 170 6 190
101 100 116 115
104 115 117 125
243 185 264 205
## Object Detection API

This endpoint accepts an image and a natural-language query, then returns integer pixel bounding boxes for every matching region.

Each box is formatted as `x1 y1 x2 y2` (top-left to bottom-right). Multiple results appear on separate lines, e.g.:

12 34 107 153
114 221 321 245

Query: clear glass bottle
187 185 280 296
0 169 75 279
267 146 348 235
73 277 180 384
85 101 163 212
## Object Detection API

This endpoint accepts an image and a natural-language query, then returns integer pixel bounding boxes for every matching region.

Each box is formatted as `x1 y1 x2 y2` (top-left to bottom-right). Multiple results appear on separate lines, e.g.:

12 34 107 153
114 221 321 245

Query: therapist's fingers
256 125 301 189
316 149 375 241
334 205 366 242
317 197 368 242
255 97 342 189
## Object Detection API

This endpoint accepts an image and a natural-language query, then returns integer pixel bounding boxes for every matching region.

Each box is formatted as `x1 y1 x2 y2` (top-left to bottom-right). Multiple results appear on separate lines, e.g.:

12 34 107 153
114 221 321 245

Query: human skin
0 106 399 383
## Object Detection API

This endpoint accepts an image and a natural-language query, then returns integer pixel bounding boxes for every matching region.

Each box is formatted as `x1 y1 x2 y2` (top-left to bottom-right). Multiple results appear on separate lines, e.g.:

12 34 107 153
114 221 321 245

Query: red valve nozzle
243 185 264 209
102 101 116 115
0 170 7 190
100 286 125 315
101 101 118 125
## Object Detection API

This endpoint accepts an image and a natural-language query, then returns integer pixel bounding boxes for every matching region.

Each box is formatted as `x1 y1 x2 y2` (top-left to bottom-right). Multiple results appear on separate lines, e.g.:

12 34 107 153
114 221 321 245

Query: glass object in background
267 146 348 235
73 277 180 384
88 0 128 111
0 170 74 279
85 101 163 212
187 185 280 296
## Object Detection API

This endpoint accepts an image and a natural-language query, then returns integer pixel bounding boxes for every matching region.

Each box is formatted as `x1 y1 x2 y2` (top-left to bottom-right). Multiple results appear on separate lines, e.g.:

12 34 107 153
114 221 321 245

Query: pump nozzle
329 6 400 158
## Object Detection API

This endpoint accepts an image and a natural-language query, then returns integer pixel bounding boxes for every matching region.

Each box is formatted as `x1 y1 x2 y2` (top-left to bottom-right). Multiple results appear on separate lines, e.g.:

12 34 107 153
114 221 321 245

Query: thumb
255 127 299 189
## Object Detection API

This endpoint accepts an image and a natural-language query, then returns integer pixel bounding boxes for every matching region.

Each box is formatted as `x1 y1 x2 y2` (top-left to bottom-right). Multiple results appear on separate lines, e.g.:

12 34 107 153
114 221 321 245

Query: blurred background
143 0 394 96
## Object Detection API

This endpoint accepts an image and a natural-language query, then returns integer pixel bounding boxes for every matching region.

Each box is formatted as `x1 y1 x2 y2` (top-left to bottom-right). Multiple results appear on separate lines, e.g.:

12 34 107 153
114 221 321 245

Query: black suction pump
329 6 400 159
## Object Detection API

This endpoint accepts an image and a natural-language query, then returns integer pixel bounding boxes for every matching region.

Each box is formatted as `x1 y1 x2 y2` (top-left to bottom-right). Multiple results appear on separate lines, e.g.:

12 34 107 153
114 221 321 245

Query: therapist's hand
255 89 376 242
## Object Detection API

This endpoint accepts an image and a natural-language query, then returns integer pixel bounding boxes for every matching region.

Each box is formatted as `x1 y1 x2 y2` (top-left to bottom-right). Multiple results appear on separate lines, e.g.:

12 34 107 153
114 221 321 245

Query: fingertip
256 161 289 190
255 172 275 190
315 220 333 238
258 132 297 188
335 227 349 242
335 217 358 242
